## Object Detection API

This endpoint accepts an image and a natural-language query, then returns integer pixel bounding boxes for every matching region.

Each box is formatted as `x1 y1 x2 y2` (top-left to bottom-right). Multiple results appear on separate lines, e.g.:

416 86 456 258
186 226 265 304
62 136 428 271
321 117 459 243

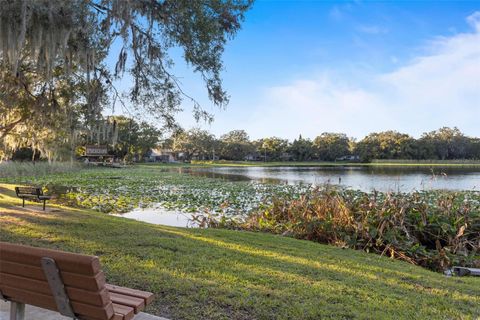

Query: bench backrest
0 242 114 320
15 187 43 196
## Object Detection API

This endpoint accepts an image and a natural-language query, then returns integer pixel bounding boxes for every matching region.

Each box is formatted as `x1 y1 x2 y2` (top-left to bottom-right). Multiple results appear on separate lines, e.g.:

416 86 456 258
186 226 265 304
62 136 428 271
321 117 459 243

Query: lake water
119 165 480 227
182 166 480 192
113 206 199 227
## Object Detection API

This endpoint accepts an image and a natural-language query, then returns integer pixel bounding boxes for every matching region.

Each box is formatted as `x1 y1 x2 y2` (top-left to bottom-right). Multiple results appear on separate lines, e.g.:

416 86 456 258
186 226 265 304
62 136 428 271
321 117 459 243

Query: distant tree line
165 127 480 162
5 126 479 163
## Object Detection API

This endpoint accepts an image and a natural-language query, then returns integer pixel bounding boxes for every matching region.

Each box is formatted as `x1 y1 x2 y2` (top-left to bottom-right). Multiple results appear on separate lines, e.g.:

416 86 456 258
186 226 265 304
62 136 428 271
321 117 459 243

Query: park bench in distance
15 186 52 211
0 242 154 320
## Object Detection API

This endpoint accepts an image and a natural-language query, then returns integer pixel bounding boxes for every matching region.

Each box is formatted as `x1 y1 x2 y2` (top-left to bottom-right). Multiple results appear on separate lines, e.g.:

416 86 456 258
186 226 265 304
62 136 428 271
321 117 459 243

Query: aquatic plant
1 165 313 214
241 187 480 271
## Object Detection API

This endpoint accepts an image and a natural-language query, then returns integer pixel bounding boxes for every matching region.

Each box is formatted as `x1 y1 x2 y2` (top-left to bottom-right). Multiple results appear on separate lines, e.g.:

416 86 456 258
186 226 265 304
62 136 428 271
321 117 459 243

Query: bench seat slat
0 260 106 291
0 273 110 307
106 284 154 305
0 242 101 275
15 187 40 194
0 242 155 320
109 292 145 314
0 285 115 320
112 304 135 320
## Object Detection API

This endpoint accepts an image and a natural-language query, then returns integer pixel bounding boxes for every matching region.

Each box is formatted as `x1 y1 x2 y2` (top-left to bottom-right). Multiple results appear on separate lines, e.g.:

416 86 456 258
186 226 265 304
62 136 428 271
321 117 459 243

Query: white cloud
242 12 480 140
467 11 480 31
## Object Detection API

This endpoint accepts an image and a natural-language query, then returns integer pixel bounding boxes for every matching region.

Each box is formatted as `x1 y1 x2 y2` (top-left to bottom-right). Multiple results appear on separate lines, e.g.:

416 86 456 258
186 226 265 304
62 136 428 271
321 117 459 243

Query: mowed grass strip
0 185 479 320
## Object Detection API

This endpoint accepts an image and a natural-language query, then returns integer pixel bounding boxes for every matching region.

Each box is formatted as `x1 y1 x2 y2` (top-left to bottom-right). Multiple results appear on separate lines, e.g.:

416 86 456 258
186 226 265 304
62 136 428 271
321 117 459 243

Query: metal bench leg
41 257 75 318
10 302 25 320
22 198 25 207
43 200 46 211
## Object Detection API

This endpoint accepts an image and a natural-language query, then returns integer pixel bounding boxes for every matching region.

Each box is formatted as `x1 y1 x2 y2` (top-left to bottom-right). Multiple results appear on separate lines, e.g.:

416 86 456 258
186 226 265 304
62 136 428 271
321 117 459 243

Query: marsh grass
0 161 86 178
239 187 480 272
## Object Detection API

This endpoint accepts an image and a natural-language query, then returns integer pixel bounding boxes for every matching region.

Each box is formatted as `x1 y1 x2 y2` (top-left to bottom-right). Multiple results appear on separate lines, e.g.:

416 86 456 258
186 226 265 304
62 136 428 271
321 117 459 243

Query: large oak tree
0 0 253 158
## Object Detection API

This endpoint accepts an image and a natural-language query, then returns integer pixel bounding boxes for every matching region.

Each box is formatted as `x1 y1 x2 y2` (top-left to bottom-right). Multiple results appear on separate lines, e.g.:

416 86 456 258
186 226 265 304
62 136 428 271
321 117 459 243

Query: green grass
1 184 479 320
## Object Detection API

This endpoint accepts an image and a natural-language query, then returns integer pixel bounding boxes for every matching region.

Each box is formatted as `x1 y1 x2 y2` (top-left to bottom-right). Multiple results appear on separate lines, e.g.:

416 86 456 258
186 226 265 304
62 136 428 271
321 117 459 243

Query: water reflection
112 207 197 227
182 166 480 192
115 165 480 226
178 168 253 181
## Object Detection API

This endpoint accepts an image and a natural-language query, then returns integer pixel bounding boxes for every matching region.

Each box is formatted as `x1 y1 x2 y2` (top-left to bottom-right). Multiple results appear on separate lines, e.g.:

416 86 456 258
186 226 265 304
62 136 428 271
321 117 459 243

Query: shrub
243 188 480 271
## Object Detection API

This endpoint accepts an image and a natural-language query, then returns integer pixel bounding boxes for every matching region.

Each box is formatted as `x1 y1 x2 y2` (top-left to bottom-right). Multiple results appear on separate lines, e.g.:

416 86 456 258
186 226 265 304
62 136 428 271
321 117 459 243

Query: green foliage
256 137 290 161
354 131 416 161
3 163 480 273
173 128 216 161
1 164 305 214
244 188 480 272
171 126 480 163
313 132 351 161
355 128 480 162
105 116 161 160
219 130 254 160
1 0 253 160
420 127 470 160
288 135 314 161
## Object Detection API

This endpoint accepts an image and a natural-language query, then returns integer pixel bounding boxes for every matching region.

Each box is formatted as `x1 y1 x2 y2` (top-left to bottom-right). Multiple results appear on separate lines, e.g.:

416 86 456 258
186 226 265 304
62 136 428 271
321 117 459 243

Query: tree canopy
172 128 215 161
313 133 350 161
0 0 253 159
164 127 480 163
219 130 253 160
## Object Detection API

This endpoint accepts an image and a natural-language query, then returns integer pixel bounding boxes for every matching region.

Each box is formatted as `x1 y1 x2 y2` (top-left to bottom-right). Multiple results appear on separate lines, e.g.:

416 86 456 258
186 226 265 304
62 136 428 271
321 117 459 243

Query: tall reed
243 188 480 271
0 161 86 178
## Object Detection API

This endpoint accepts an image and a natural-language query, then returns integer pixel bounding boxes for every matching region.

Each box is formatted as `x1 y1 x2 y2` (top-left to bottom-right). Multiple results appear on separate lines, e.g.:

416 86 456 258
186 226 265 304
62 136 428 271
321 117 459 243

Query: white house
148 148 176 162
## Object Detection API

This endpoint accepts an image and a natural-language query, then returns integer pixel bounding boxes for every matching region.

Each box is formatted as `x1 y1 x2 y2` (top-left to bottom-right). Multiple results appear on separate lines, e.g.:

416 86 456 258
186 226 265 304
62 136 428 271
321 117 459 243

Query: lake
118 165 480 227
180 165 480 192
113 206 198 227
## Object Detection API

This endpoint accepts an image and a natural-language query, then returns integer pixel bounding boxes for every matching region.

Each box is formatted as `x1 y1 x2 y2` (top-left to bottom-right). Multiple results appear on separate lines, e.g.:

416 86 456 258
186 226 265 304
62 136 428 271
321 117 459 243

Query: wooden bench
15 186 52 211
0 242 154 320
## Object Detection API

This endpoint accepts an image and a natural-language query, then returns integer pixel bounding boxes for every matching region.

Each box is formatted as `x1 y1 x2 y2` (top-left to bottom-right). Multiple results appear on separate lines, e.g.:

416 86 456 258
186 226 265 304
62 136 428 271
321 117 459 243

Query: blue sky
113 1 480 140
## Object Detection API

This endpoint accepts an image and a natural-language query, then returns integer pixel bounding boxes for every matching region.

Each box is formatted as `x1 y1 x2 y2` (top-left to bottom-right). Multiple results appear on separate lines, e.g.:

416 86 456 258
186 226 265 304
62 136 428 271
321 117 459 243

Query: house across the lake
336 155 360 161
245 153 262 161
148 148 176 162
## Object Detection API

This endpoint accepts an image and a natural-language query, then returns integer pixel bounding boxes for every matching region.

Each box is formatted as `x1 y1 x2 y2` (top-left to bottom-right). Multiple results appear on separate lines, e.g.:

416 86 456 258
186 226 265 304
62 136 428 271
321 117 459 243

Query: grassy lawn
1 184 479 320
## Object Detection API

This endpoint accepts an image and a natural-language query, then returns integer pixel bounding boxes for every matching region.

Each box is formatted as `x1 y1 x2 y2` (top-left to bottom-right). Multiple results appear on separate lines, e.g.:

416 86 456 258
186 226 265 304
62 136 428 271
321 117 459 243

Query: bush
243 188 480 272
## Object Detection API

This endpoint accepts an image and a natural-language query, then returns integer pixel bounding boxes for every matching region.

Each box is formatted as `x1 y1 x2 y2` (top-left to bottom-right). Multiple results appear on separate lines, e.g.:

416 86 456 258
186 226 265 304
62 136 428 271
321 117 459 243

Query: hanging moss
0 0 92 77
1 0 254 159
